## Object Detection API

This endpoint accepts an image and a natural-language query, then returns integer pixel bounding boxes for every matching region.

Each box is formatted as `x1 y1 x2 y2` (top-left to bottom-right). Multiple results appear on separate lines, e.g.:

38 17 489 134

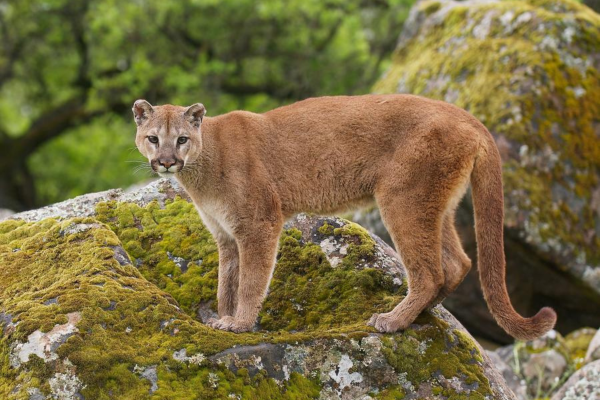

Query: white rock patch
172 348 206 365
61 223 101 236
319 238 343 267
328 354 363 392
11 312 81 367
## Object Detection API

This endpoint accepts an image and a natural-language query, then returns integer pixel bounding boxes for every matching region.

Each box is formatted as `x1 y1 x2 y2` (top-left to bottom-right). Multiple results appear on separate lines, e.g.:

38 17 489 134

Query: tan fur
132 94 556 339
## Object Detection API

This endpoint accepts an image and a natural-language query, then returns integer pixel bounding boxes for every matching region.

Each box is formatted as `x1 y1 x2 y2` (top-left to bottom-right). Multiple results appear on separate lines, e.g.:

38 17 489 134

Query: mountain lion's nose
159 159 175 169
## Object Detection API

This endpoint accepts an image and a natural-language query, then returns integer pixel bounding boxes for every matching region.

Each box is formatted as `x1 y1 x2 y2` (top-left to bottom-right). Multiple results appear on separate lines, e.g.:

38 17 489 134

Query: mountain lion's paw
367 312 402 333
367 313 380 327
207 316 235 331
207 316 252 333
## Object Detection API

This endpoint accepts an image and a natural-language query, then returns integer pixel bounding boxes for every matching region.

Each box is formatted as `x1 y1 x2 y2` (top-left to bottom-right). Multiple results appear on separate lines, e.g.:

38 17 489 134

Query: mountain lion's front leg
207 221 282 333
216 237 240 318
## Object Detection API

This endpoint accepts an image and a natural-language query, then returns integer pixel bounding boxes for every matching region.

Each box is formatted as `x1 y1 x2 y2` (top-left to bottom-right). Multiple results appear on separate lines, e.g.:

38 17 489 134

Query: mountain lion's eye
177 137 189 145
147 136 159 144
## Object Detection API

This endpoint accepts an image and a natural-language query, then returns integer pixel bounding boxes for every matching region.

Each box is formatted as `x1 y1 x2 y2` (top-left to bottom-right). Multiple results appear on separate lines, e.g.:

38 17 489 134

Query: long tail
470 132 556 341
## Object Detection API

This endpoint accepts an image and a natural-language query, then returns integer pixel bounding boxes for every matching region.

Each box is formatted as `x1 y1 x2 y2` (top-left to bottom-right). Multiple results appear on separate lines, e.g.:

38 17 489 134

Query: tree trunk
0 143 36 211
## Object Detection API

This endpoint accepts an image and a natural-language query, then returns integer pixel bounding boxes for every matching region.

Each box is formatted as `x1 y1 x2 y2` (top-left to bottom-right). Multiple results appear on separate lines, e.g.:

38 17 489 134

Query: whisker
132 168 155 176
132 165 153 174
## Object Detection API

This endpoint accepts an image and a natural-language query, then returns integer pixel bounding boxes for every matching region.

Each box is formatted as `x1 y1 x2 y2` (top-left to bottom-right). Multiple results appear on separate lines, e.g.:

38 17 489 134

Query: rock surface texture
365 0 600 342
585 329 600 362
0 179 516 399
488 327 600 399
550 359 600 400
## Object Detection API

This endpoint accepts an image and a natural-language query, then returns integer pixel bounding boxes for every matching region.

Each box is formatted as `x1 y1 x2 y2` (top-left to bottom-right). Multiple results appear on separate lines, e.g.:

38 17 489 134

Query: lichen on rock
487 328 600 398
0 180 516 399
550 359 600 400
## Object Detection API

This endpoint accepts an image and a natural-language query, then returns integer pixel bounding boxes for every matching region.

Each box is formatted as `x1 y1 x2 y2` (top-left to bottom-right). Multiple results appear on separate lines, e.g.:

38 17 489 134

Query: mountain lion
132 94 556 340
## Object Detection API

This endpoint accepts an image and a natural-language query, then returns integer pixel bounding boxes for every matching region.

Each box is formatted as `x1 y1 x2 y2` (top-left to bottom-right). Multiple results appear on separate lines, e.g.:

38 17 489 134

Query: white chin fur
155 165 180 176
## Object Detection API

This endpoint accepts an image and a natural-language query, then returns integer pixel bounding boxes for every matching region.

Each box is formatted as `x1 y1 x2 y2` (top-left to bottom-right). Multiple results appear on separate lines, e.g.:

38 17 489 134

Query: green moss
0 215 330 398
95 198 220 317
94 199 399 333
0 334 18 399
333 221 377 268
419 0 442 15
380 314 493 397
153 368 320 400
373 386 406 399
0 199 495 397
564 328 596 365
261 225 401 331
375 0 600 272
521 331 570 362
317 222 335 236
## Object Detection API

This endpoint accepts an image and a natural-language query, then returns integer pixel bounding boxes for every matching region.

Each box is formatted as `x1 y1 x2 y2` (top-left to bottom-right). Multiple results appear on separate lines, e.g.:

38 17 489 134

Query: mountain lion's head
132 100 206 176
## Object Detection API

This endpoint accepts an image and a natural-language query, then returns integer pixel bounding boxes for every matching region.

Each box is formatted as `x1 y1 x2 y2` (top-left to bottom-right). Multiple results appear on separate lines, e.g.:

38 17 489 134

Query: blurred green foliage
0 0 413 210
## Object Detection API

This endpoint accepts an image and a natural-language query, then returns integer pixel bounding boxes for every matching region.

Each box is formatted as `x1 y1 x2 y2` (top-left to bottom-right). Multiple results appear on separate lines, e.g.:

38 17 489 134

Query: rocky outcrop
365 0 600 342
0 179 516 399
0 209 14 221
485 351 528 400
488 327 599 399
551 359 600 400
585 329 600 362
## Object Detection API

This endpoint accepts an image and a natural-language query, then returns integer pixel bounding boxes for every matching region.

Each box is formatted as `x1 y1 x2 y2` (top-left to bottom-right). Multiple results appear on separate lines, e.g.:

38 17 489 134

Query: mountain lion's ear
132 100 154 126
183 103 206 128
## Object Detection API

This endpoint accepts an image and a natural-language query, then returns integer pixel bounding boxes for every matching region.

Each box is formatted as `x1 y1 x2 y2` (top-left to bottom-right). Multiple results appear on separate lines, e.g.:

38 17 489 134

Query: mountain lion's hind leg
432 212 472 305
368 192 445 333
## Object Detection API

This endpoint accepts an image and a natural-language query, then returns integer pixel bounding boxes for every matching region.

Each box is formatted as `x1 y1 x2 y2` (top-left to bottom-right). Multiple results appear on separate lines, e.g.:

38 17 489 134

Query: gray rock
10 178 189 223
211 337 398 399
9 313 81 368
490 331 573 398
0 208 14 221
486 350 527 400
27 387 46 400
522 349 568 393
585 329 600 363
134 365 158 394
551 360 600 400
0 180 519 399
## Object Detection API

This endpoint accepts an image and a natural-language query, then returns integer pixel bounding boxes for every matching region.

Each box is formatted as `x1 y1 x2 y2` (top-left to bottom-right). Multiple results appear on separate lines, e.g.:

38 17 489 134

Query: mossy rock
374 0 600 296
490 328 600 399
490 330 580 398
564 327 597 365
0 180 516 399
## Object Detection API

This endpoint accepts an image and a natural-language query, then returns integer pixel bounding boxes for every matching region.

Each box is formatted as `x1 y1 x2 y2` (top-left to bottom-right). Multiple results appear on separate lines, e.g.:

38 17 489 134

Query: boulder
0 180 517 399
365 0 600 342
489 330 585 398
551 359 600 400
487 327 600 399
585 328 600 363
563 327 597 365
0 209 14 222
522 349 567 393
486 350 528 400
